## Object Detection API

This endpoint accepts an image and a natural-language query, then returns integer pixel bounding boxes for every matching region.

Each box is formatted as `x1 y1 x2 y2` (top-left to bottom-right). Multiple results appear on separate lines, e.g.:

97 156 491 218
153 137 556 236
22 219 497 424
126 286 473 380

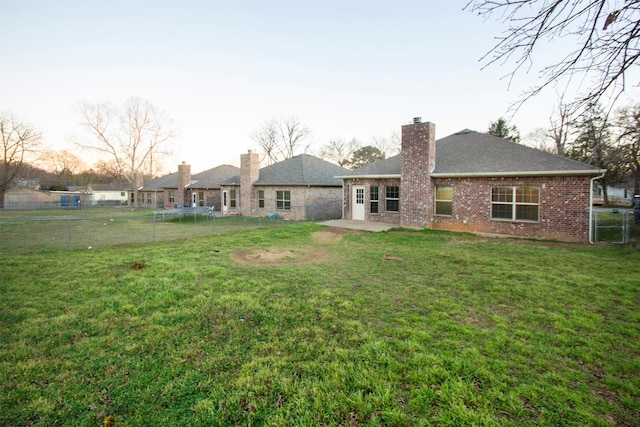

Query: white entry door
192 192 197 207
352 185 365 221
222 191 228 214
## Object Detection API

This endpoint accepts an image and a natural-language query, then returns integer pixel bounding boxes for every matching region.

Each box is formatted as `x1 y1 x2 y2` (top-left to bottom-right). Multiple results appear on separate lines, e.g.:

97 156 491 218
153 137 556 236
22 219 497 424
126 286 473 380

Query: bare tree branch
466 0 640 116
1 114 42 202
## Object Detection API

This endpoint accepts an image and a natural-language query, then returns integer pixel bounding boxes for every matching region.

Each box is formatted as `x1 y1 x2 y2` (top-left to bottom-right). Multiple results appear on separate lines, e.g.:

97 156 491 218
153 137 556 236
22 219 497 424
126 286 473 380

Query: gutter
589 171 607 244
335 174 401 180
430 170 606 178
336 170 604 180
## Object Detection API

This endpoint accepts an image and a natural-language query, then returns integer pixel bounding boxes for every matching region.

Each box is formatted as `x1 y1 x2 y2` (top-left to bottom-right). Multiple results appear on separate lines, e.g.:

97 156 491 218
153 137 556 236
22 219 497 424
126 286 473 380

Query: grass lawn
0 208 289 254
1 223 639 426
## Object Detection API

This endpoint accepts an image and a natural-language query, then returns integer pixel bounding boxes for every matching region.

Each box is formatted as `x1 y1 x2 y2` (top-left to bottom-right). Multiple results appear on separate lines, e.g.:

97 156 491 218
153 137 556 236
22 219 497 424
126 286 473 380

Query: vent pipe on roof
413 117 422 124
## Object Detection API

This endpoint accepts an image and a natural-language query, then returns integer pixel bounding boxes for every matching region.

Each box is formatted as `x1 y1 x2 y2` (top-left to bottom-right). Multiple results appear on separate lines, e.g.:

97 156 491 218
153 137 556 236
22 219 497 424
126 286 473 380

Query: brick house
337 118 606 243
139 163 240 209
220 152 350 220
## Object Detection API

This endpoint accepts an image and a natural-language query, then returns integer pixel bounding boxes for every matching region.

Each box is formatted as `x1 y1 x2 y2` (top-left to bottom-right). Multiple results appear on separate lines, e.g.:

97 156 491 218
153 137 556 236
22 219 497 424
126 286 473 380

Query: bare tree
39 149 85 182
465 0 640 116
568 104 617 203
252 117 311 165
318 138 360 167
371 132 401 157
0 114 42 206
616 104 640 195
548 98 573 156
522 127 556 153
76 98 175 205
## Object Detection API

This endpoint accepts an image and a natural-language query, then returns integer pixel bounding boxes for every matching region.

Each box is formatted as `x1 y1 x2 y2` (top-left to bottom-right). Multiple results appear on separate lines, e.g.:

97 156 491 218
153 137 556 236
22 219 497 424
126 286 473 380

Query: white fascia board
430 170 607 178
335 174 401 180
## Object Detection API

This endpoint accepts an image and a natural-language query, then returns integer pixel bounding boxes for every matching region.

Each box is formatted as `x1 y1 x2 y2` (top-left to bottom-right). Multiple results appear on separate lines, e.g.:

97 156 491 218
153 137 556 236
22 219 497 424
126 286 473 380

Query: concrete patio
318 219 395 232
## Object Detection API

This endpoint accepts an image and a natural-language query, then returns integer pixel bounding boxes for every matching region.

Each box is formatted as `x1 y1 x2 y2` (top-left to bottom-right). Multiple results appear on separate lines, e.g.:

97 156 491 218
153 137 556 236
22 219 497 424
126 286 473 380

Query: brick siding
431 176 593 242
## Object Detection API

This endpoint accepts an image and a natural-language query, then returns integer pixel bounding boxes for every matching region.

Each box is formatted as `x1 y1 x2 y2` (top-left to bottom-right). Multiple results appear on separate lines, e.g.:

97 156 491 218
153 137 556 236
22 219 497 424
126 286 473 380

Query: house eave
336 174 401 180
253 182 342 187
430 170 607 178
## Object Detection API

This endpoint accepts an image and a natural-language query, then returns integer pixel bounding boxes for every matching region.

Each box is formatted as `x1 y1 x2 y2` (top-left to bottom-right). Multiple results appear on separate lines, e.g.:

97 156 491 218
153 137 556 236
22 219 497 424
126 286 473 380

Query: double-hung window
229 189 237 208
276 190 291 210
491 186 539 222
385 186 399 212
258 190 265 208
168 191 175 204
370 186 379 213
435 186 453 216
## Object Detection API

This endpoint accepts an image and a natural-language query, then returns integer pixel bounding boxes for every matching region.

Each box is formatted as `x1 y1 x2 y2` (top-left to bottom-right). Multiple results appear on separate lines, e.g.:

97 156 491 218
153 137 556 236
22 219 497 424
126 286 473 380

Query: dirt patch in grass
232 247 327 265
312 228 353 244
232 230 350 265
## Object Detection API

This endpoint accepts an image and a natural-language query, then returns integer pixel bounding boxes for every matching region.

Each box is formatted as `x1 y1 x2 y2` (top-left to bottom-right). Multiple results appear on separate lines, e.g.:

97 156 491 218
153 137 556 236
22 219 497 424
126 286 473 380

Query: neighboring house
138 163 240 209
4 187 88 209
69 183 130 206
220 152 350 220
593 182 636 206
337 118 606 243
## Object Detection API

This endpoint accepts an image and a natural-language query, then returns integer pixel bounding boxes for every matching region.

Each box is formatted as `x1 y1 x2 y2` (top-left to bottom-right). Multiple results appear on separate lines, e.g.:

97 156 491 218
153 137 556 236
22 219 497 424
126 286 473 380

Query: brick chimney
400 118 436 228
177 161 191 207
240 150 260 213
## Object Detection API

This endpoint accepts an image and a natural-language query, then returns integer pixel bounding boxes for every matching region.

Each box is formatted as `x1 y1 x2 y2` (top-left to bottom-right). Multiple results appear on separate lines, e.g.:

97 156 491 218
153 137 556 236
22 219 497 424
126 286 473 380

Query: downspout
341 180 345 219
589 172 606 244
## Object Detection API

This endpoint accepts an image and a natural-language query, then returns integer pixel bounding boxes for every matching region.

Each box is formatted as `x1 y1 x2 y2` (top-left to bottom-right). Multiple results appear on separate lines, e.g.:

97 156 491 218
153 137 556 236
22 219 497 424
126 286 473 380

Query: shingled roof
342 130 604 178
223 154 350 186
432 130 603 176
140 164 240 191
139 171 180 191
188 165 240 189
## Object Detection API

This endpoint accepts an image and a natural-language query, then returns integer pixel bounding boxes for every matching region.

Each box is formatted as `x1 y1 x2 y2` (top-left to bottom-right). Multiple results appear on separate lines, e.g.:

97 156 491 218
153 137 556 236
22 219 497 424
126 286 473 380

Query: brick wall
431 176 593 242
176 162 191 207
240 151 260 211
400 120 436 228
343 178 402 225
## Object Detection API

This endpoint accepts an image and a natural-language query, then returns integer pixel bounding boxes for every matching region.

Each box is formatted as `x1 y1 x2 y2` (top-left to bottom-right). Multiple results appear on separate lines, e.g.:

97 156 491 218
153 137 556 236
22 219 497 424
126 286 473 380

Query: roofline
336 174 401 180
253 182 342 187
430 170 607 178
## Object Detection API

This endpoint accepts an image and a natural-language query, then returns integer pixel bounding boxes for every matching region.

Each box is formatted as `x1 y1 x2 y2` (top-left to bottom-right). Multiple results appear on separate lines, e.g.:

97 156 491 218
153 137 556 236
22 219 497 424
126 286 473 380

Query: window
146 193 152 205
435 186 453 216
385 186 399 212
276 190 291 210
198 192 204 207
258 190 265 208
229 189 237 208
491 186 539 222
370 186 379 213
168 191 175 203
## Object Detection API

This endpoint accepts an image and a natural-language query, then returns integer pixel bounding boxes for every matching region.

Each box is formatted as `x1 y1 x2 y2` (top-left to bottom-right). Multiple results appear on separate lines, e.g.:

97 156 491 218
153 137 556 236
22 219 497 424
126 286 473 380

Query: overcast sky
2 0 639 174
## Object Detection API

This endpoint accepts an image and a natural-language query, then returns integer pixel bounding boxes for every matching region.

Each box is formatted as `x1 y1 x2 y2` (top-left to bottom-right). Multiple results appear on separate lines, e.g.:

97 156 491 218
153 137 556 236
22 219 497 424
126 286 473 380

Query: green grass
1 223 639 426
0 208 290 253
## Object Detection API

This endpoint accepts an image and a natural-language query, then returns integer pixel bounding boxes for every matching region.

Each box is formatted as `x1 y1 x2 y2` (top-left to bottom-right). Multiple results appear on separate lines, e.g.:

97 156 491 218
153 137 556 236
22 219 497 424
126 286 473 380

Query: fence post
67 218 72 250
153 214 157 242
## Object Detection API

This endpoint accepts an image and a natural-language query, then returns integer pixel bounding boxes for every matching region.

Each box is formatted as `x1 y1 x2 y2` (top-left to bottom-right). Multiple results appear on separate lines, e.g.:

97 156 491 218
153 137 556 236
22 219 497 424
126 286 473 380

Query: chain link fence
0 202 341 255
591 208 638 244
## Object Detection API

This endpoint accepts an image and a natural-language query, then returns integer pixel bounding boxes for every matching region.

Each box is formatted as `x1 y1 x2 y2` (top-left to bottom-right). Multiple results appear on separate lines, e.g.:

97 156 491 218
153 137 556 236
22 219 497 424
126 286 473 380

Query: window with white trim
491 186 540 222
385 186 399 212
276 190 291 210
370 186 379 214
229 189 237 208
258 190 265 208
435 186 453 216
